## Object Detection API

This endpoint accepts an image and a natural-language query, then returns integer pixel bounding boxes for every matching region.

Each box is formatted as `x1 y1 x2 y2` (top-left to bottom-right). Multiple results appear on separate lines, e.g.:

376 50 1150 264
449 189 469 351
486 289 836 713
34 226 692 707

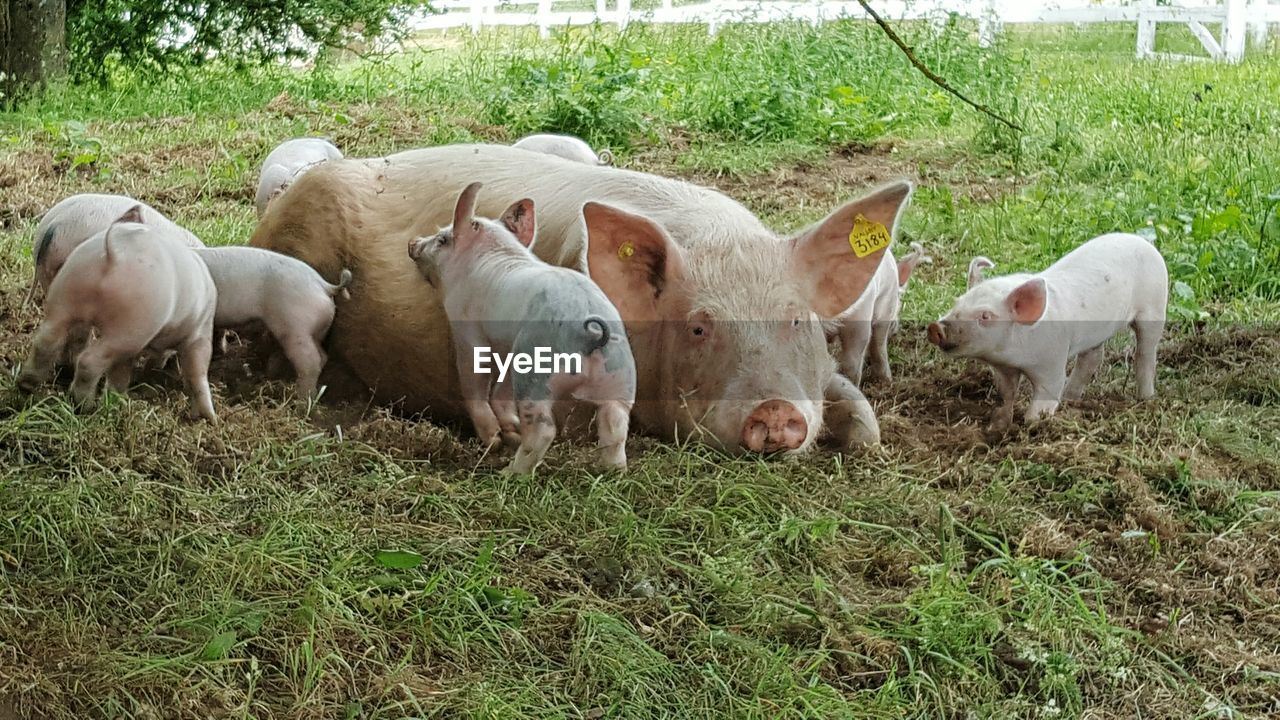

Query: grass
2 17 1280 720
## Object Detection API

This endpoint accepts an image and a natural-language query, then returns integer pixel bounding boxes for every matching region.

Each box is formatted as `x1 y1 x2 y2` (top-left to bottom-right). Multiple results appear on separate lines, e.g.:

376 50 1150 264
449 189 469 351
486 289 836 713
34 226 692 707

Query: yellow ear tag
848 214 892 258
618 241 635 260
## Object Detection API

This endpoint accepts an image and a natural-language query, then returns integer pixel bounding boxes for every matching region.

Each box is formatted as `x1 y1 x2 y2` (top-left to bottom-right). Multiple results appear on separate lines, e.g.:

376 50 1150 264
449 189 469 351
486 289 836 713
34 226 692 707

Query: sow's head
583 180 913 454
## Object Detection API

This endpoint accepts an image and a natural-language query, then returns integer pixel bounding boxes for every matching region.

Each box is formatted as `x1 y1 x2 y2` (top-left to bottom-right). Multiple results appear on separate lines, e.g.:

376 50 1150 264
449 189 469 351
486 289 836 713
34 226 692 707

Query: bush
65 0 431 80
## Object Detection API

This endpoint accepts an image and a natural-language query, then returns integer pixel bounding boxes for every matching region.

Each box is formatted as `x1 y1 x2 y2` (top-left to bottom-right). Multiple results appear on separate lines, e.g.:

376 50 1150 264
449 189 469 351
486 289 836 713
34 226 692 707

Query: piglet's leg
106 359 134 394
988 364 1022 433
836 320 870 387
1024 367 1066 423
594 400 631 470
454 338 502 448
1063 346 1104 402
178 337 218 423
1132 318 1163 400
18 318 73 393
69 340 116 411
868 320 894 384
488 376 521 449
60 325 93 368
277 331 325 406
506 398 557 475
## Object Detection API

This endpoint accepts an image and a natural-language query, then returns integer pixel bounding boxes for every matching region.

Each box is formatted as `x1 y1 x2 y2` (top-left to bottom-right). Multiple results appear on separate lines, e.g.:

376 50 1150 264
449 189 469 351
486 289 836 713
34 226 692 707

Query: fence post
1135 0 1155 58
1223 0 1247 62
618 0 631 30
1251 1 1269 48
538 0 552 38
977 0 1001 48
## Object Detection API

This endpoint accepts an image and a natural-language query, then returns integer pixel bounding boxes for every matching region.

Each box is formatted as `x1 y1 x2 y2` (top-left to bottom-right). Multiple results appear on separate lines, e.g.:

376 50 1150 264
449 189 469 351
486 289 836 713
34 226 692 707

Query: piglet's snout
741 399 808 453
407 239 423 260
927 321 957 350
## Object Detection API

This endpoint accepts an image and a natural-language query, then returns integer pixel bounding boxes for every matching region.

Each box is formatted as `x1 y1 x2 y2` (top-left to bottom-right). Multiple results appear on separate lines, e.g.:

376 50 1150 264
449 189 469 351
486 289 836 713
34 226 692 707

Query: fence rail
406 0 1279 61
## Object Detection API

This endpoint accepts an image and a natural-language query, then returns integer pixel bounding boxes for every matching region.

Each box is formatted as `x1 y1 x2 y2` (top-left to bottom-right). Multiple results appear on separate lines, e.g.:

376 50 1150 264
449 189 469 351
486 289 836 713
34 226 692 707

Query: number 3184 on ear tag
848 214 891 258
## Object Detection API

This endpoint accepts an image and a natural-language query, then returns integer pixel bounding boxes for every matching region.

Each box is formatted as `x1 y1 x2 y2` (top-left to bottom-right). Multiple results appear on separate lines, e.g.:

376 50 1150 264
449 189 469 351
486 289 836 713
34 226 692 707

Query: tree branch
855 0 1024 132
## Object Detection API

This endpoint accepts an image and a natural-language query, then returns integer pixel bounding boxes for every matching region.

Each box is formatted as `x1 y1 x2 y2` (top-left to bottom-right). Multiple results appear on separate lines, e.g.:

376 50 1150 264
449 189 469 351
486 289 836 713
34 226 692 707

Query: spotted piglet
18 206 220 421
408 182 636 474
927 232 1168 432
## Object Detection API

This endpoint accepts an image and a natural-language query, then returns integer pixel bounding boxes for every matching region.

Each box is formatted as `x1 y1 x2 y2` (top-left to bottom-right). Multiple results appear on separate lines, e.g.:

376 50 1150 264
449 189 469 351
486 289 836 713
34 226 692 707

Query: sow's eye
978 311 995 324
688 312 712 340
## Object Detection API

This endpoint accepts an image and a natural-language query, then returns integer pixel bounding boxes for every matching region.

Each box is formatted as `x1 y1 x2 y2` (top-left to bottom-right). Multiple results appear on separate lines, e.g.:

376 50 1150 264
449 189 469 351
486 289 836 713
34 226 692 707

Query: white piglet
196 247 352 404
831 241 931 385
512 133 614 166
927 233 1168 432
27 193 203 306
18 206 220 421
408 182 637 474
256 138 344 218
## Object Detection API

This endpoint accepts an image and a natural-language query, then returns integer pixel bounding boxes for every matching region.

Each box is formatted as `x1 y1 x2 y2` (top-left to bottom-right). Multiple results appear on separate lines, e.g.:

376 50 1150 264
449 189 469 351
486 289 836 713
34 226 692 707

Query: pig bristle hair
683 241 812 323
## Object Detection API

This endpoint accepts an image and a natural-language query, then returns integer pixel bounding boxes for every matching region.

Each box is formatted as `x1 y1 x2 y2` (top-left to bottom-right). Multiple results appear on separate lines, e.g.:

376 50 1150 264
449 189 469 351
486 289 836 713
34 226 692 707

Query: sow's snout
741 399 808 453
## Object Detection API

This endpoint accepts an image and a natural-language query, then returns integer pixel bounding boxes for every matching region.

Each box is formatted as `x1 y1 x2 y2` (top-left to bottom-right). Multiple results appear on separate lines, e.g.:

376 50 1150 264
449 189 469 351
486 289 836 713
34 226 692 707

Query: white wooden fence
407 0 1279 62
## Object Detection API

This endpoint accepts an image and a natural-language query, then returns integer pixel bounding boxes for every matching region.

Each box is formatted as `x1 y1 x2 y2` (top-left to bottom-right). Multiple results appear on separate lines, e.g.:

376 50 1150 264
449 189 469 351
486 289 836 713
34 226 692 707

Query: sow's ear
583 201 684 322
500 198 537 248
788 180 913 318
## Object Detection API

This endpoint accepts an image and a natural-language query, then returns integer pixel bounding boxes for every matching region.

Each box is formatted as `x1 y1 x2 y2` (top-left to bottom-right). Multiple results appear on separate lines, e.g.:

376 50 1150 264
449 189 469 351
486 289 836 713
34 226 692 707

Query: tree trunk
2 0 67 102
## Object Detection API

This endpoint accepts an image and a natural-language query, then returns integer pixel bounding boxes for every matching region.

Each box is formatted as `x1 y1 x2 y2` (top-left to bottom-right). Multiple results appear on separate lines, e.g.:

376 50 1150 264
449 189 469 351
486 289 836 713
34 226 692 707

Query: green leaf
200 630 237 660
1172 281 1195 301
374 549 423 569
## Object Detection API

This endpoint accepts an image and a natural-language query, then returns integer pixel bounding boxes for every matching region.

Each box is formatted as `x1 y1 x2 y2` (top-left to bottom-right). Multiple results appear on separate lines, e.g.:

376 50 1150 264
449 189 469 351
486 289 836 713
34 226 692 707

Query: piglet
27 193 204 306
408 182 636 474
196 247 352 404
17 207 220 421
256 137 344 218
831 241 931 385
511 133 614 167
927 232 1168 432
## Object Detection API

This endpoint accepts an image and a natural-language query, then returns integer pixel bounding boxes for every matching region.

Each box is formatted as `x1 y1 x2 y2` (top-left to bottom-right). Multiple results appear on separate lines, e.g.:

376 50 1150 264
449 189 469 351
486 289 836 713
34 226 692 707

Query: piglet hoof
983 423 1011 444
15 371 41 395
501 459 537 476
73 396 100 414
188 410 219 425
499 430 522 450
595 451 628 473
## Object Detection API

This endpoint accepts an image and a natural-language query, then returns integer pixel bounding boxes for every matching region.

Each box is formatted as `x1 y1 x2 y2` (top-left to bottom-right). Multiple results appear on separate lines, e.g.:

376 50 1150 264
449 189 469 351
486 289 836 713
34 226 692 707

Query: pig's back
1044 233 1168 324
376 144 769 268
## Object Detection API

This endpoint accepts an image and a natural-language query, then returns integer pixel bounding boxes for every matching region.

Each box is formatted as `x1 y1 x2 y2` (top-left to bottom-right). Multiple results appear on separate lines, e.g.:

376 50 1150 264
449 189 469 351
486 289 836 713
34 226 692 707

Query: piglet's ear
788 180 913 318
896 241 930 288
1007 278 1047 325
115 204 145 225
967 256 995 289
452 182 482 237
501 198 536 248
